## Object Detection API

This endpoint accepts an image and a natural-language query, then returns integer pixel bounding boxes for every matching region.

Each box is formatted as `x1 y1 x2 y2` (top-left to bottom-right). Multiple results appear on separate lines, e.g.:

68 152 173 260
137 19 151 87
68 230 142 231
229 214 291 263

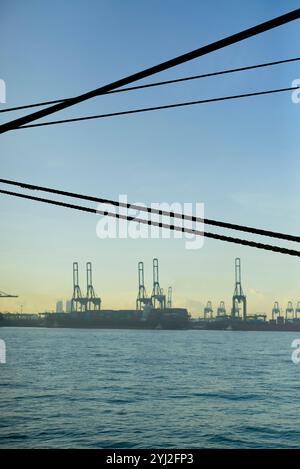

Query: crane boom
0 290 18 298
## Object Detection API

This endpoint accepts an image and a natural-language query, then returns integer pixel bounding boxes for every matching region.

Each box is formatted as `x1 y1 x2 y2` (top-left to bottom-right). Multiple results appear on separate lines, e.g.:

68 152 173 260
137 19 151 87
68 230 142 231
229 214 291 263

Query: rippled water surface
1 327 300 448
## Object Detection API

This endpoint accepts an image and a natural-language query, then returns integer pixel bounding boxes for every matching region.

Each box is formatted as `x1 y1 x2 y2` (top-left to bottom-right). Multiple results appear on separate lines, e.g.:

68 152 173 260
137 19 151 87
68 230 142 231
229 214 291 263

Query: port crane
71 262 101 312
204 301 213 319
217 301 226 317
231 258 247 320
136 261 152 310
295 302 300 320
285 301 294 321
151 258 166 309
71 262 87 312
86 262 101 311
0 291 18 298
167 286 172 308
272 301 281 320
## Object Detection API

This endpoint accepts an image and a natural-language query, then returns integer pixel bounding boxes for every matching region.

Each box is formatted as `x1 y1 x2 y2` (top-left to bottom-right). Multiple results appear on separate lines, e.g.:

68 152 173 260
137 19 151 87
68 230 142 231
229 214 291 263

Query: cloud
182 297 205 316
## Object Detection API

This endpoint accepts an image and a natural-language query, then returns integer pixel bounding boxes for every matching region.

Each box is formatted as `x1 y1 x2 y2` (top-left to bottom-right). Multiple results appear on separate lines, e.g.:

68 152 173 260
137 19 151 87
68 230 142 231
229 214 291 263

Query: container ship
43 307 189 330
0 308 189 329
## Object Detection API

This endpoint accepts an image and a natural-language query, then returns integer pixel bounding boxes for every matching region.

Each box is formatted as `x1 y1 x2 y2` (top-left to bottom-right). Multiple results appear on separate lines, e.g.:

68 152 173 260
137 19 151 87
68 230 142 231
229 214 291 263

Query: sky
0 0 300 316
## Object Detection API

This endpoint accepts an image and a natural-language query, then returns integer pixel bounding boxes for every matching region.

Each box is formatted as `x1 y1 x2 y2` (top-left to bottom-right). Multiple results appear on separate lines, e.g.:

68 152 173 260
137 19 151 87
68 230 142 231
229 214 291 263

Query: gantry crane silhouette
0 290 18 299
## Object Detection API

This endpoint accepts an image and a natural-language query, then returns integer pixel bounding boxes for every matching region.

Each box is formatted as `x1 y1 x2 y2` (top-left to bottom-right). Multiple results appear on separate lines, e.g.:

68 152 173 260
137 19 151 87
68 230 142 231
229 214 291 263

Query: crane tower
86 262 101 311
272 301 281 320
204 301 213 319
167 286 172 308
217 301 226 317
151 258 166 309
231 258 247 320
136 261 152 310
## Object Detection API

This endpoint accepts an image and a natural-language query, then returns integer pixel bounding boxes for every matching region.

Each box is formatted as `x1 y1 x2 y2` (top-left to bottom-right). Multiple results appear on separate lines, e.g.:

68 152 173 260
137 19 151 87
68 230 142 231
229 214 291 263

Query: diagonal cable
1 8 299 133
0 188 300 257
0 178 298 242
1 56 299 114
15 86 299 130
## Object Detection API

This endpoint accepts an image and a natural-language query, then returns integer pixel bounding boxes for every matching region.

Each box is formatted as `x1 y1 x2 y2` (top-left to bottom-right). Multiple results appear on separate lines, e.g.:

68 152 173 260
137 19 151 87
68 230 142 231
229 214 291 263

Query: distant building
66 300 72 313
56 300 64 313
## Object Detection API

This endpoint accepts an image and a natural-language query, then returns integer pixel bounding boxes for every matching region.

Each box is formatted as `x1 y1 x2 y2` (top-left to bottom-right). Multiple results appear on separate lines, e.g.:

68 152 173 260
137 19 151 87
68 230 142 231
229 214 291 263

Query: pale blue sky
0 0 300 315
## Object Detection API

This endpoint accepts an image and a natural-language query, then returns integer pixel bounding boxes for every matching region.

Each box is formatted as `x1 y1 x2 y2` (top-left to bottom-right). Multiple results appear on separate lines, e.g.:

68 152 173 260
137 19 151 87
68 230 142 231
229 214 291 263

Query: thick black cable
1 8 299 133
0 178 299 243
15 86 298 129
1 188 299 257
1 56 299 114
